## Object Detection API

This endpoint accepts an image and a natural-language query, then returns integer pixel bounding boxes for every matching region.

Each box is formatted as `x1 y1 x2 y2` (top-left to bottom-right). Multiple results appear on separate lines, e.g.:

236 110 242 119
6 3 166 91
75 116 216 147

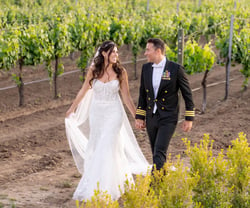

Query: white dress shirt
152 57 166 113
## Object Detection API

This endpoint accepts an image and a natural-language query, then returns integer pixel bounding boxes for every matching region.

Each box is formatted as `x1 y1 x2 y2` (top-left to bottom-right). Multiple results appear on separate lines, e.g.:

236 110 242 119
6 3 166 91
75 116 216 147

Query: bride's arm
65 68 93 118
120 69 136 117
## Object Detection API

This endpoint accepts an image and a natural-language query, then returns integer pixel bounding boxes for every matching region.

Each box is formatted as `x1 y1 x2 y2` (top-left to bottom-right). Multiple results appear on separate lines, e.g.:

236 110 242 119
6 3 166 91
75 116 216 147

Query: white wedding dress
65 79 150 201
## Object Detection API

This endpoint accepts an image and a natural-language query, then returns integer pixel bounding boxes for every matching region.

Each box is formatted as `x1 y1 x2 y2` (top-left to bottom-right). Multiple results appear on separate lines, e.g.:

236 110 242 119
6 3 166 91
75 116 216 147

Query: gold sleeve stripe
136 109 146 112
136 113 146 116
185 111 195 116
136 109 146 116
136 110 146 114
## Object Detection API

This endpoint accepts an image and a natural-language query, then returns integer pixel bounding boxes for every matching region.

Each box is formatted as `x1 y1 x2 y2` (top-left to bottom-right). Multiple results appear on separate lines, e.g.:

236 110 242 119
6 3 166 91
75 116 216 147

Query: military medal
162 70 171 80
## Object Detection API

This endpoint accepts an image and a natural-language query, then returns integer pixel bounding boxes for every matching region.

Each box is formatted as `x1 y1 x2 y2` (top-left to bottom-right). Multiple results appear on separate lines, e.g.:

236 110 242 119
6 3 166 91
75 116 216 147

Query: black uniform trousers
146 111 177 171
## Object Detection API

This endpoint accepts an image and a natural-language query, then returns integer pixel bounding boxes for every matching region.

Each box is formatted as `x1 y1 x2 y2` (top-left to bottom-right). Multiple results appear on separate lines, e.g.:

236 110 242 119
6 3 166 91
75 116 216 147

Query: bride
65 40 150 202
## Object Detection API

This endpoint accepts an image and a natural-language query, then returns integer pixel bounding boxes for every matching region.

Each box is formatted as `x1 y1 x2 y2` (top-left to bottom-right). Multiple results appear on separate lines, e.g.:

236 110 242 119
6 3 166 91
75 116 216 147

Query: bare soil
0 45 249 208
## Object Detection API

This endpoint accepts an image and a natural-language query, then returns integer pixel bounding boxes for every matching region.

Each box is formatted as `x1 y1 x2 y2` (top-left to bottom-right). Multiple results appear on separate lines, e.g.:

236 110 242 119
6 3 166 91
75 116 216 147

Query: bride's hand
65 108 74 118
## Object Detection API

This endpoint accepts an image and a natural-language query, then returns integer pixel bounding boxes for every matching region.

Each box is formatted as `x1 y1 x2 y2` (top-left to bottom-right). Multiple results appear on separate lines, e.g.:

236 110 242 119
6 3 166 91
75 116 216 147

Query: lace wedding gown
65 79 150 201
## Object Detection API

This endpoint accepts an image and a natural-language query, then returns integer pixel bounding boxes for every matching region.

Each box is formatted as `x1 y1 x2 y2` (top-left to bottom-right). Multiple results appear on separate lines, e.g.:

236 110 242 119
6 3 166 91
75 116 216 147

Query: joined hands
135 119 146 130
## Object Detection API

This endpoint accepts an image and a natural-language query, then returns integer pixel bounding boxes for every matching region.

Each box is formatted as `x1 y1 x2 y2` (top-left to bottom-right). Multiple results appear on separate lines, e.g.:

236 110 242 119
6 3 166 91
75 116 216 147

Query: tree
0 24 52 106
184 40 215 113
124 16 144 80
46 16 71 98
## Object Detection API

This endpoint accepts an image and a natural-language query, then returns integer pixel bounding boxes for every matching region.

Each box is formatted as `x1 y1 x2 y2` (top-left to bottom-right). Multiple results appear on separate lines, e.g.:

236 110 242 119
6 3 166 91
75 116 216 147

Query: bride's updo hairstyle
89 40 124 86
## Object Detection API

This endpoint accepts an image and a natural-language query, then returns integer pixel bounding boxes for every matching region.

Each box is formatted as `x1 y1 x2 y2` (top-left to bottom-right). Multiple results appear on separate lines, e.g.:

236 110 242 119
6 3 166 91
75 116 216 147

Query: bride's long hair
89 41 124 86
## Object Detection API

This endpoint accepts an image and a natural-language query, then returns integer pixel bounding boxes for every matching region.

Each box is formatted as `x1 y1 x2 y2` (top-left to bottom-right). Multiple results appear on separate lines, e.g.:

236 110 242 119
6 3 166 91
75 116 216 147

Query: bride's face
103 47 118 64
109 47 118 64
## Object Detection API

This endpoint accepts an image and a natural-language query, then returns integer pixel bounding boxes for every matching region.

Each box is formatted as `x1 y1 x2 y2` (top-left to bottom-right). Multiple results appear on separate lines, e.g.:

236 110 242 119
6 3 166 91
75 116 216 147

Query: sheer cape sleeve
65 89 93 173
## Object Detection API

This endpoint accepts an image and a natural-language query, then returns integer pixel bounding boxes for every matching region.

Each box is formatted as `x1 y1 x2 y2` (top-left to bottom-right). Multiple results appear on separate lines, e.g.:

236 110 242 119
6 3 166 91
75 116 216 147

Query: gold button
139 106 141 109
162 98 165 101
165 90 168 93
148 97 151 100
162 107 165 110
148 106 151 109
146 89 149 92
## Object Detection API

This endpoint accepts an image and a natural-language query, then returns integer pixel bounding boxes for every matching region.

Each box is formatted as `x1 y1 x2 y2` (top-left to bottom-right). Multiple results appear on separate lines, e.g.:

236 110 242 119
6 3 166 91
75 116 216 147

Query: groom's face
144 43 159 63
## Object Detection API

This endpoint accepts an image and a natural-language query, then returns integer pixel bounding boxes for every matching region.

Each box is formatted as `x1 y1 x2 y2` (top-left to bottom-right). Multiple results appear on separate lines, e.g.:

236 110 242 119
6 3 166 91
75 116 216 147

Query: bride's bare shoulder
121 67 129 79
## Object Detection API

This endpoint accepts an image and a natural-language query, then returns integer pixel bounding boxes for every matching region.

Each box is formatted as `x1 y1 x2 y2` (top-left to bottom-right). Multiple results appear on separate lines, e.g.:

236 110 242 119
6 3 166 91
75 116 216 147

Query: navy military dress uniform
136 59 195 170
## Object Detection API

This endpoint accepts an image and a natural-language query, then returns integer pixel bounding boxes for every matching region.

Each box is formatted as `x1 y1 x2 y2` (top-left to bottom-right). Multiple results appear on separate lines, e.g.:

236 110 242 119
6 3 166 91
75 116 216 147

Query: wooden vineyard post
224 15 234 100
178 29 184 120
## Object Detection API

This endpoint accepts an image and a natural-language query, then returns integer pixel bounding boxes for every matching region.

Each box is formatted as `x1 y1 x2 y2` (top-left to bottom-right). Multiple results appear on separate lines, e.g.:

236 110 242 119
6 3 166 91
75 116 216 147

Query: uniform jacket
135 59 195 122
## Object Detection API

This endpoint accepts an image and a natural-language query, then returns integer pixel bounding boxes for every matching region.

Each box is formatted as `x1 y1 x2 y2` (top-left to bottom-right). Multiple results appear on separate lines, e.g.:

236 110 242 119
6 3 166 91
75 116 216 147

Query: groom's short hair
147 38 165 54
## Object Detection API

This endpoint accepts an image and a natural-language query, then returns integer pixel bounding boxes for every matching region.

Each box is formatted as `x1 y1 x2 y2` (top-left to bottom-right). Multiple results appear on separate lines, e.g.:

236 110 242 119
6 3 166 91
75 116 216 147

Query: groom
135 38 195 171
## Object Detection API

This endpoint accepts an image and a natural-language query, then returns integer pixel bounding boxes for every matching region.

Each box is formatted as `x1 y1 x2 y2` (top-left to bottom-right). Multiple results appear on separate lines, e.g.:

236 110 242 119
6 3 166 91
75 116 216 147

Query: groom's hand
135 119 146 129
181 120 193 132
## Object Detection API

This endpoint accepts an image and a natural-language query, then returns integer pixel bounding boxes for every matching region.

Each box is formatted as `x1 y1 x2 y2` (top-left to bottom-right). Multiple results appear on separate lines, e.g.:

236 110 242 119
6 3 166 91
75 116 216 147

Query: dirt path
0 48 249 207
